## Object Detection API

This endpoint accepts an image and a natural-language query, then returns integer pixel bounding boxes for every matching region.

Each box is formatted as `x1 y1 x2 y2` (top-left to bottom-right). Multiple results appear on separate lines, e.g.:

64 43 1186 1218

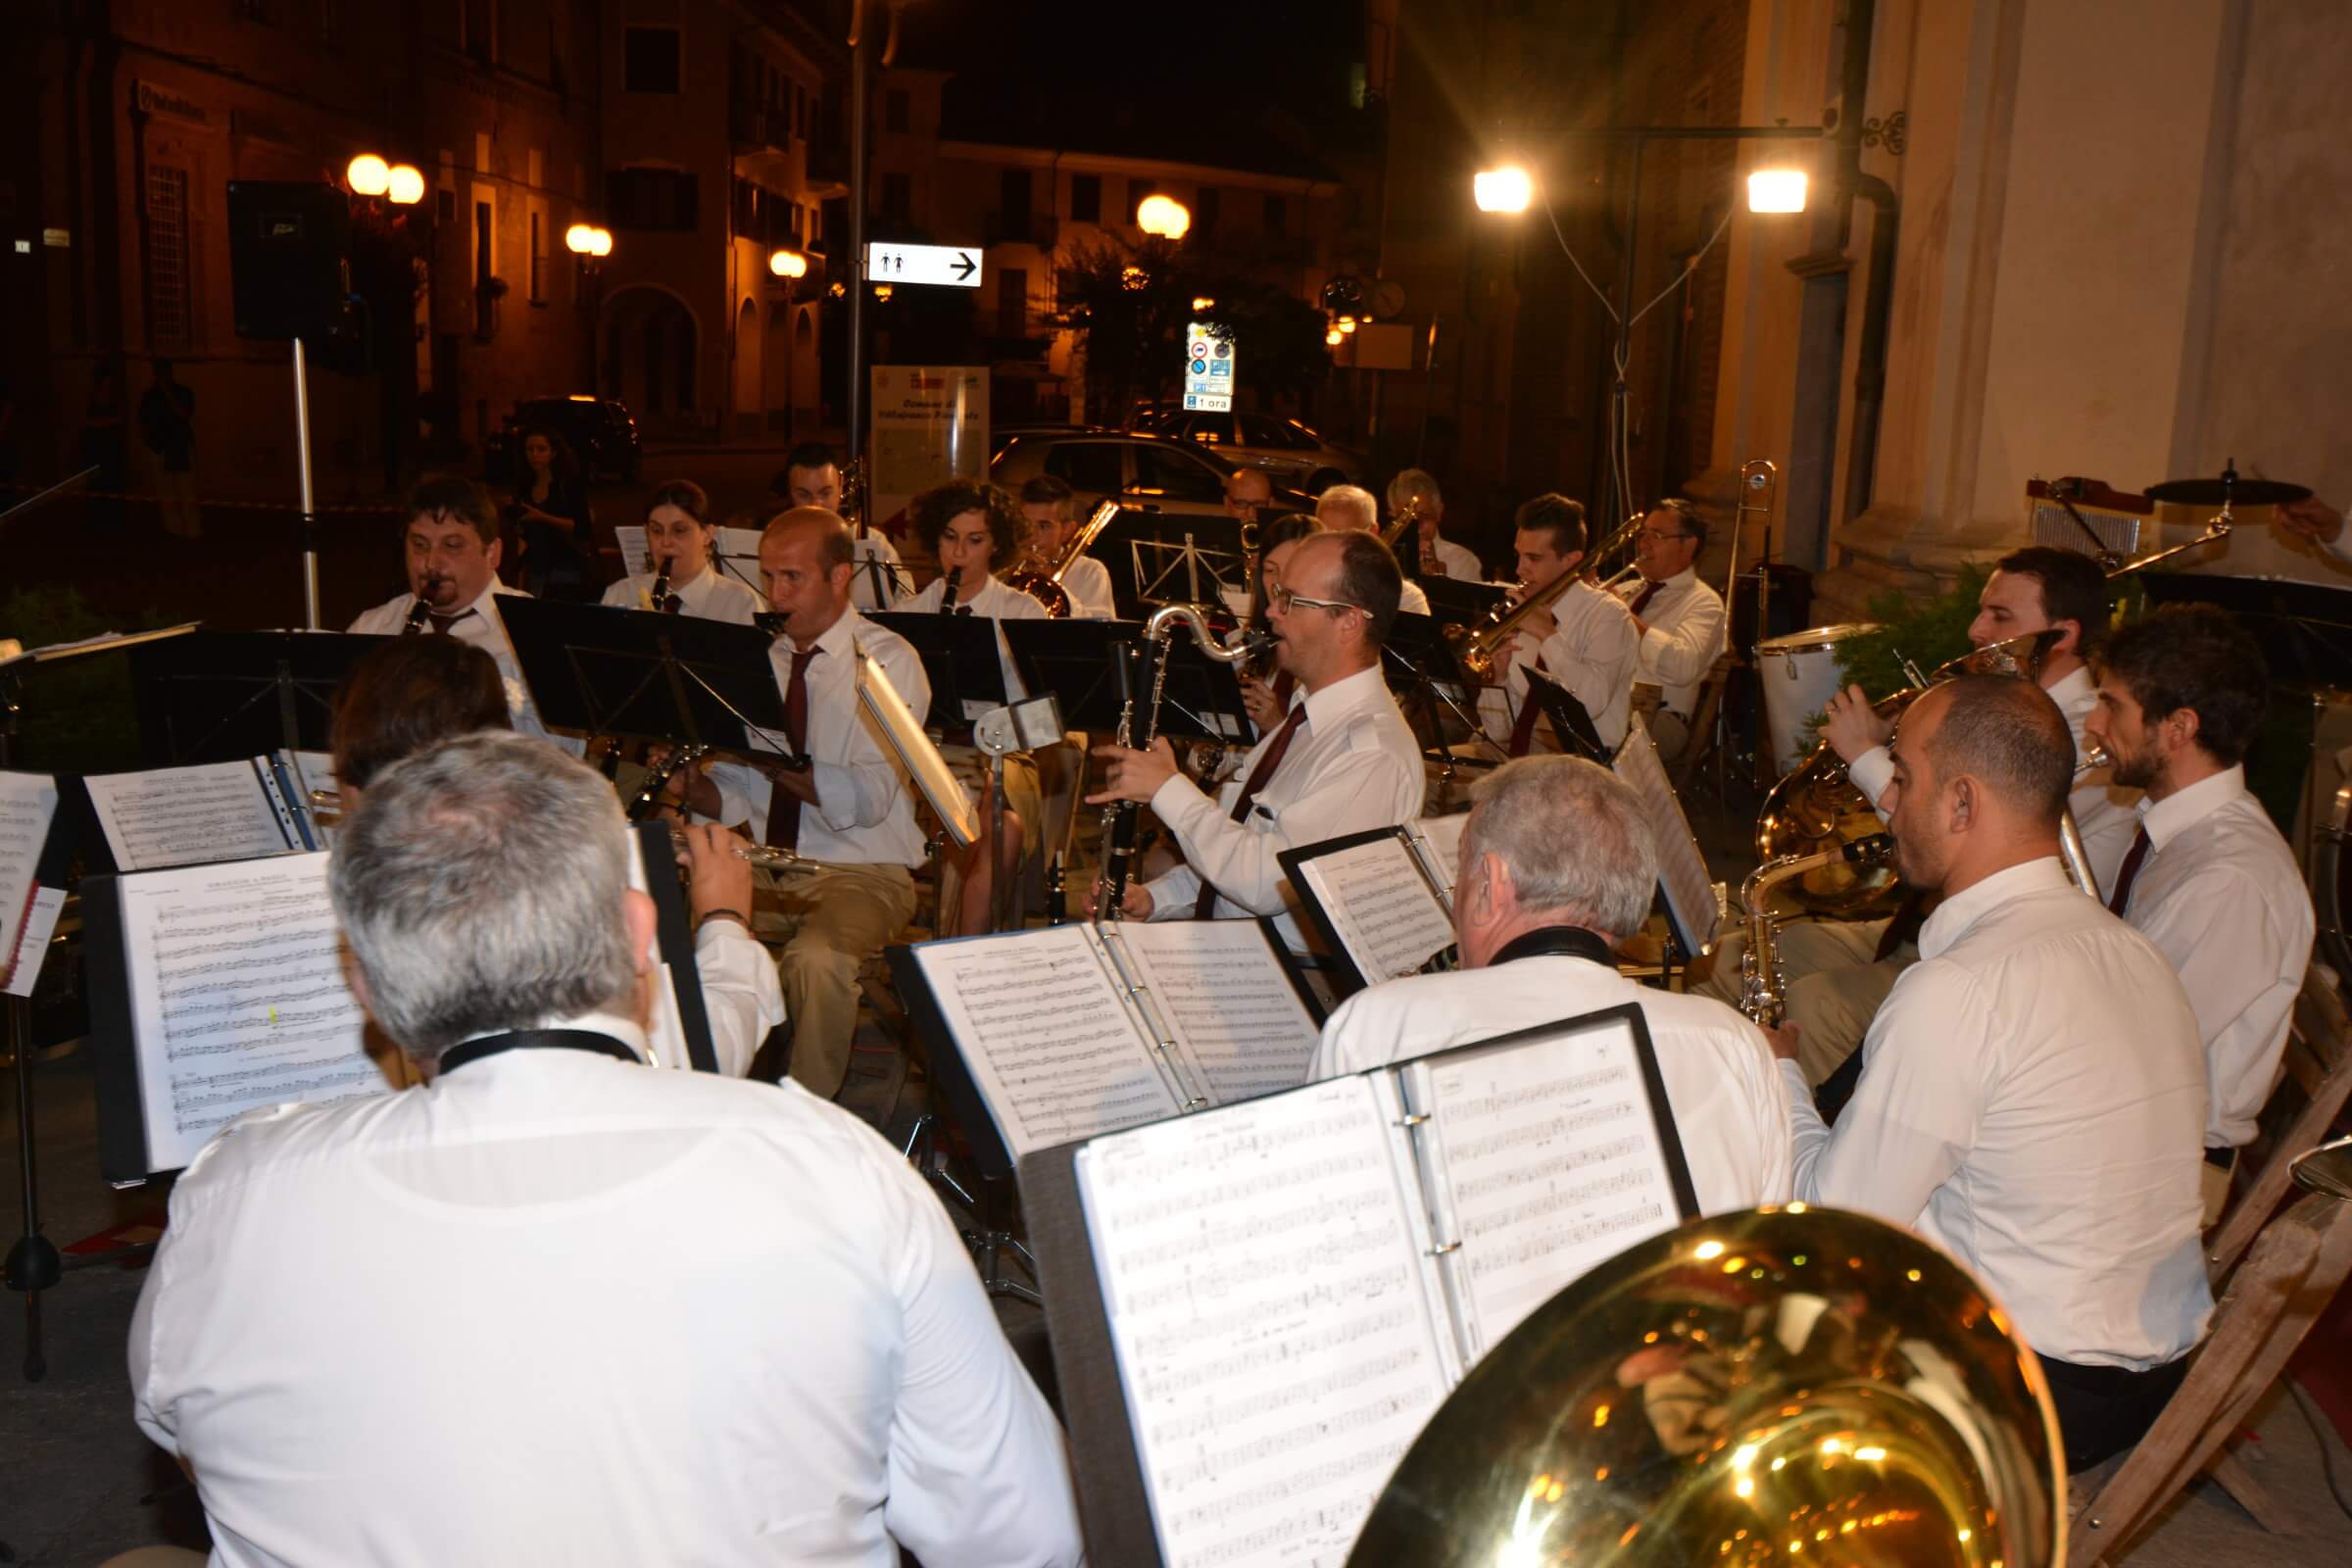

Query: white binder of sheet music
908 919 1322 1160
1411 811 1469 900
1 771 60 989
1074 1009 1684 1568
1291 834 1453 986
117 853 383 1174
85 760 306 870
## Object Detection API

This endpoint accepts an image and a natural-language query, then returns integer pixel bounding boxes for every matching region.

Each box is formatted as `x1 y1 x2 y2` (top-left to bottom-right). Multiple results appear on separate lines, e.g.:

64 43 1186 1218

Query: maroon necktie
1628 581 1661 617
1507 654 1549 758
2107 825 2152 915
428 609 472 635
1193 704 1307 917
765 646 820 853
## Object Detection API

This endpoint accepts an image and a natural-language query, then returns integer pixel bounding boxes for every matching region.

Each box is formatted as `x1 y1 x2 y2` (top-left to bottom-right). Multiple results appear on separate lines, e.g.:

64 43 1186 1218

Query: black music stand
2136 571 2352 688
129 629 385 766
1381 609 1491 775
1419 574 1510 626
1086 509 1250 619
1001 618 1254 746
1523 665 1609 761
865 611 1009 733
497 598 794 755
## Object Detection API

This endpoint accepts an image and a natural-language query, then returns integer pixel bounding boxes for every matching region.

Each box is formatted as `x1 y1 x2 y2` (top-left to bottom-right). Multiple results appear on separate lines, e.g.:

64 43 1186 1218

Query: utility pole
845 10 871 472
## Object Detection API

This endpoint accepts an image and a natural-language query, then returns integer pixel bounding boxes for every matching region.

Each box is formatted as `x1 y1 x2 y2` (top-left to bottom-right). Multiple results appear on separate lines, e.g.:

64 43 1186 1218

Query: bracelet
696 908 751 932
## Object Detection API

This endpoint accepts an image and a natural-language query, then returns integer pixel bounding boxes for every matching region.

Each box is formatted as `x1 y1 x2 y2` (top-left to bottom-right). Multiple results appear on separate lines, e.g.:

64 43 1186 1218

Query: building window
1264 192 1287 235
1070 172 1100 223
528 210 547 303
792 81 807 138
473 199 495 336
319 0 340 47
885 89 909 133
238 0 272 22
624 27 682 93
145 166 191 351
881 172 911 222
1195 186 1220 234
997 267 1027 339
608 168 699 230
462 0 493 62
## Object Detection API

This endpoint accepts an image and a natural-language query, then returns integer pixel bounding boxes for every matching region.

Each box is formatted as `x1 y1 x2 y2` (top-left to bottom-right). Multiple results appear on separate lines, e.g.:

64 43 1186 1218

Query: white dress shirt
1396 577 1432 616
1616 567 1726 719
2114 764 2314 1149
1421 537 1484 581
849 529 910 611
1143 662 1426 947
707 610 932 866
599 566 765 624
348 577 578 751
1485 579 1641 753
1785 858 2213 1369
691 921 788 1077
1312 955 1793 1216
1056 553 1118 619
906 573 1049 701
1848 664 2140 891
129 1012 1083 1568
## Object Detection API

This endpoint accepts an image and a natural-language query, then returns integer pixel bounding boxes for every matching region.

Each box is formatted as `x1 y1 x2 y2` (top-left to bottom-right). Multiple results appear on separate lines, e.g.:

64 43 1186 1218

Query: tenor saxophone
1736 833 1894 1027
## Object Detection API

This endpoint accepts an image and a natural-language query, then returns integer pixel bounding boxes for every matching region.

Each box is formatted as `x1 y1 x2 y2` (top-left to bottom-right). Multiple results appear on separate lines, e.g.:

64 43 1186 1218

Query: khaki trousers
753 859 915 1100
1697 917 1915 1086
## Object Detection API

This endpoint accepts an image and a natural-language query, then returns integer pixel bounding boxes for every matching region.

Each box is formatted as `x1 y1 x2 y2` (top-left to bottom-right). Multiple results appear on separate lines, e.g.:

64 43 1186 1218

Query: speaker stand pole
292 335 321 631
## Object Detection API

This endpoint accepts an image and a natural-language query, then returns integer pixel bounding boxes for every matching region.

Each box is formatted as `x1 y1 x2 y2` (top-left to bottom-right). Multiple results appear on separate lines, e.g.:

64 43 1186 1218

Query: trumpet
1097 606 1273 915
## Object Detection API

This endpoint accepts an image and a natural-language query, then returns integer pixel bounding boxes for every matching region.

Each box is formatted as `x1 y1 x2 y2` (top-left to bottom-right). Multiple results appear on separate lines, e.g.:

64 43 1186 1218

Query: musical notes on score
1295 834 1453 986
0 771 61 990
87 760 299 870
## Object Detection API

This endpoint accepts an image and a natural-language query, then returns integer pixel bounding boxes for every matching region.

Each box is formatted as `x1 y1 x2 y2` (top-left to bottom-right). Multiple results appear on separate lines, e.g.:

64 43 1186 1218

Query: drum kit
1741 466 2348 928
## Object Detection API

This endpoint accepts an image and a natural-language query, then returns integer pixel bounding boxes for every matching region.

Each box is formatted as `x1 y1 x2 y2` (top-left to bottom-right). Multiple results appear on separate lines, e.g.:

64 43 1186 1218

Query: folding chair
2208 971 2352 1284
2069 1189 2352 1565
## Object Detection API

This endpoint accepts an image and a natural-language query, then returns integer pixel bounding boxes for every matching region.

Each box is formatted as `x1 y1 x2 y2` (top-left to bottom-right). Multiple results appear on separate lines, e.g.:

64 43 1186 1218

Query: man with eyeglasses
1086 531 1426 953
1617 498 1728 760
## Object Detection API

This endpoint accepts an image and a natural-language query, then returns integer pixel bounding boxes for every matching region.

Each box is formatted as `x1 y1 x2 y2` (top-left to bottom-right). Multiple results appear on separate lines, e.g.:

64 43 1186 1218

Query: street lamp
566 223 612 259
346 154 391 197
1746 167 1809 214
1472 166 1534 215
1137 194 1192 239
768 248 808 279
385 164 425 206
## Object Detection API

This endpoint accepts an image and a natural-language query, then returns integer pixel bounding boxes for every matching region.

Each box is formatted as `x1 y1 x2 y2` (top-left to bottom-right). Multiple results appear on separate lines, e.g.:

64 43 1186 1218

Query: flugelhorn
308 788 801 867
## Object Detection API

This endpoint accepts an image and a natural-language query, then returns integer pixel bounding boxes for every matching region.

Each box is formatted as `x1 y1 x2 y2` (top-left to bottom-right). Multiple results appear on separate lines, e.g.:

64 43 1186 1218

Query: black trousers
2037 1350 2190 1472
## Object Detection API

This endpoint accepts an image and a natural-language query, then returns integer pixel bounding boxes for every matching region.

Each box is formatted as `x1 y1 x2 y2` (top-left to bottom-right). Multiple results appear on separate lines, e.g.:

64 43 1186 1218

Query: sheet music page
1295 834 1453 986
1115 919 1322 1103
910 925 1181 1158
1411 812 1470 901
1613 717 1716 955
1406 1017 1684 1360
118 853 384 1173
0 771 60 988
1076 1075 1453 1568
86 760 296 870
6 886 67 998
285 750 338 850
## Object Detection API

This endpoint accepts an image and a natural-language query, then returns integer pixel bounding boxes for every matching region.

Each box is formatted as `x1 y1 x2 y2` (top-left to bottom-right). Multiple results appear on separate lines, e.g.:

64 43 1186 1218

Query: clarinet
649 554 676 613
627 744 710 822
401 575 441 635
940 564 962 611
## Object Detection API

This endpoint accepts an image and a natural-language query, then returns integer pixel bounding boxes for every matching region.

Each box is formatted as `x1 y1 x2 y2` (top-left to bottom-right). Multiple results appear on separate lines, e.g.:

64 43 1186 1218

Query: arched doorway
763 303 794 436
600 285 698 430
732 299 761 435
793 307 820 425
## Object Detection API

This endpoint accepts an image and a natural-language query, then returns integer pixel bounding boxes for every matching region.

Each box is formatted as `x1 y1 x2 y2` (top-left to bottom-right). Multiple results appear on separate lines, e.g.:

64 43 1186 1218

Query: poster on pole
869 367 991 534
1181 322 1236 413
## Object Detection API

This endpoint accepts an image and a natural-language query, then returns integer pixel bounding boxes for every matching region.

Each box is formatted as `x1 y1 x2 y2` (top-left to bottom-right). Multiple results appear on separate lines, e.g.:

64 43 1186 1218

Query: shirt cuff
1846 745 1895 810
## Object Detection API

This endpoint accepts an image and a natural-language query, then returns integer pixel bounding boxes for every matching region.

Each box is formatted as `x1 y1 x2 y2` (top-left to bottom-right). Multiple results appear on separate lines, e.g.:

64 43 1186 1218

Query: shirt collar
784 606 862 660
2045 662 2094 710
1916 857 2073 960
1298 662 1388 733
449 1007 648 1063
2137 762 2247 848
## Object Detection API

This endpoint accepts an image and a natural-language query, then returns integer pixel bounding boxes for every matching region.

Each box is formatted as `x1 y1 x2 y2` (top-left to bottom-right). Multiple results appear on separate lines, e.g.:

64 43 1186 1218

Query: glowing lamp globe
1747 169 1808 215
385 164 425 206
346 154 391 197
1473 167 1533 215
1136 195 1192 239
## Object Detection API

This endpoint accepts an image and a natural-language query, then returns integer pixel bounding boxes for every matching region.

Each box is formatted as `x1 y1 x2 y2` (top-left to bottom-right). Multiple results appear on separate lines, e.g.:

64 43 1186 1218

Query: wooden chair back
2208 971 2352 1284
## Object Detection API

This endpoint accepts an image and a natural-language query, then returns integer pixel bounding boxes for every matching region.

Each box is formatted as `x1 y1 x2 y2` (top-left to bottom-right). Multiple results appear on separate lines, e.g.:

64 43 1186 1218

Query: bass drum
1754 623 1882 776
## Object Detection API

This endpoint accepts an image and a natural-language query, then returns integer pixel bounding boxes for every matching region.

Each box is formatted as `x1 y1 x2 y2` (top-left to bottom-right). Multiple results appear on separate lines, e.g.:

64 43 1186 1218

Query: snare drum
1755 622 1883 774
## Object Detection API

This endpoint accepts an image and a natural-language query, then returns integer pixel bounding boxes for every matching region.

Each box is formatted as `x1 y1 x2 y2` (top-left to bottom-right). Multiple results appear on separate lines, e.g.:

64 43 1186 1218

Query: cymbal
2146 475 2311 507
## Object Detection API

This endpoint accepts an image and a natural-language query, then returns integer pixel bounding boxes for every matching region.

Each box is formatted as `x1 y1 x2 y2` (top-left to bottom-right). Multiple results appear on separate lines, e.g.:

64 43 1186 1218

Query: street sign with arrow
865 241 983 289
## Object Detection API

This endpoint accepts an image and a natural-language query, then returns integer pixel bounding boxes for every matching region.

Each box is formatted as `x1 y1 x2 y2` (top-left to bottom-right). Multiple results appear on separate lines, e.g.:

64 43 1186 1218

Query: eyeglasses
1637 529 1695 545
1269 586 1362 616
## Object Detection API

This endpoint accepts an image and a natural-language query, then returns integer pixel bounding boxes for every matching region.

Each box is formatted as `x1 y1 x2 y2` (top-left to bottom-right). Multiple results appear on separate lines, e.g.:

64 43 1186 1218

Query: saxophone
1736 833 1895 1027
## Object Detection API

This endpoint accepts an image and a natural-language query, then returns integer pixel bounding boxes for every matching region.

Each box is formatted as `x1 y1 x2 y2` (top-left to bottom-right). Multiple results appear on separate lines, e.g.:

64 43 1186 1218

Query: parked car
989 430 1314 521
483 396 642 485
1139 410 1364 493
989 421 1111 462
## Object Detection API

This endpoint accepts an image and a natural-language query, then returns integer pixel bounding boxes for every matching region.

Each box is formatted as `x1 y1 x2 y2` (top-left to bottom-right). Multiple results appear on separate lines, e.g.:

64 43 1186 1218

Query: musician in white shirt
1312 755 1792 1215
599 479 765 623
1089 530 1426 951
776 440 907 609
2085 605 2315 1222
1773 674 2211 1473
130 731 1082 1567
1387 468 1483 581
904 480 1053 934
1315 484 1432 614
1016 473 1116 618
664 511 931 1099
1614 498 1726 760
1703 546 2141 1085
2279 495 2352 564
1480 494 1640 756
345 473 572 750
